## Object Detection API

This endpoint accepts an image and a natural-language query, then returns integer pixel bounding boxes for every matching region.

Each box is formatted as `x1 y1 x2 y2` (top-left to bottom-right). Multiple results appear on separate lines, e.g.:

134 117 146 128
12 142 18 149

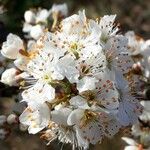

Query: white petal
69 96 89 109
51 107 72 125
124 146 138 150
77 76 98 93
67 109 84 126
122 137 138 146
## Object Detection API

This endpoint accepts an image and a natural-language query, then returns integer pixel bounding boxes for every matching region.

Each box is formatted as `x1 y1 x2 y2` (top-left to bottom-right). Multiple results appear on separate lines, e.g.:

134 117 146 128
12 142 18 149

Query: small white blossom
24 10 36 24
1 33 24 59
1 68 21 86
19 102 50 134
30 24 44 40
6 114 17 124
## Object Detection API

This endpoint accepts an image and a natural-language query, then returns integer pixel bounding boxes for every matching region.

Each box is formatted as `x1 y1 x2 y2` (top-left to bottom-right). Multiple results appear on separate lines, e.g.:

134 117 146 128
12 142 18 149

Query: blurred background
0 0 149 149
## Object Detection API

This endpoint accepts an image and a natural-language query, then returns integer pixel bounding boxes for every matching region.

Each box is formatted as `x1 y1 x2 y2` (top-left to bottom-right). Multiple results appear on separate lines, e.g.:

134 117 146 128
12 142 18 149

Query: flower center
69 42 80 59
43 74 52 83
80 110 97 128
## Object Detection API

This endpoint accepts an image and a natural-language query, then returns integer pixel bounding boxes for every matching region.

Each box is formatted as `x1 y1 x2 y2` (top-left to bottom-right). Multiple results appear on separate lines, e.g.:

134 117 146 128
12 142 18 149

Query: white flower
19 102 50 134
75 52 106 93
27 41 65 81
56 29 101 60
1 68 21 86
24 10 36 24
67 108 120 149
1 33 24 59
67 109 103 149
104 35 133 74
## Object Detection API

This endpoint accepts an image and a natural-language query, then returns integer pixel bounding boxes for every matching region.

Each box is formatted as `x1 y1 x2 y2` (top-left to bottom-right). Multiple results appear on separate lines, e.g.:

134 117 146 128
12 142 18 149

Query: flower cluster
23 3 68 40
0 10 143 149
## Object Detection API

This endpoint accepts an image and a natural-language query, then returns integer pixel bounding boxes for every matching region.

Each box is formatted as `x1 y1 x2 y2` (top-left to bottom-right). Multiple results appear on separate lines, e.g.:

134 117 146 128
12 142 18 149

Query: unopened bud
24 10 36 24
7 114 18 124
19 123 28 132
1 68 21 86
30 25 43 40
0 128 9 140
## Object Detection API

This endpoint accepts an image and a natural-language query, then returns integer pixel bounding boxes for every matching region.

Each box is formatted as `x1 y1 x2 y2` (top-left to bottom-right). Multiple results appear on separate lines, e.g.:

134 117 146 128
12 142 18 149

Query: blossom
23 8 49 40
1 68 21 86
19 102 50 134
1 33 24 59
116 73 143 126
0 10 143 149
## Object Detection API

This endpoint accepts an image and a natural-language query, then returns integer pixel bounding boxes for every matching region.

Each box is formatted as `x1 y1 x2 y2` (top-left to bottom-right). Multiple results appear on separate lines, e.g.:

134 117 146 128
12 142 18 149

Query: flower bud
0 115 6 126
24 10 36 24
0 128 9 140
1 68 20 86
7 114 18 124
30 25 43 40
1 33 24 59
36 9 49 23
51 3 68 18
19 123 28 132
